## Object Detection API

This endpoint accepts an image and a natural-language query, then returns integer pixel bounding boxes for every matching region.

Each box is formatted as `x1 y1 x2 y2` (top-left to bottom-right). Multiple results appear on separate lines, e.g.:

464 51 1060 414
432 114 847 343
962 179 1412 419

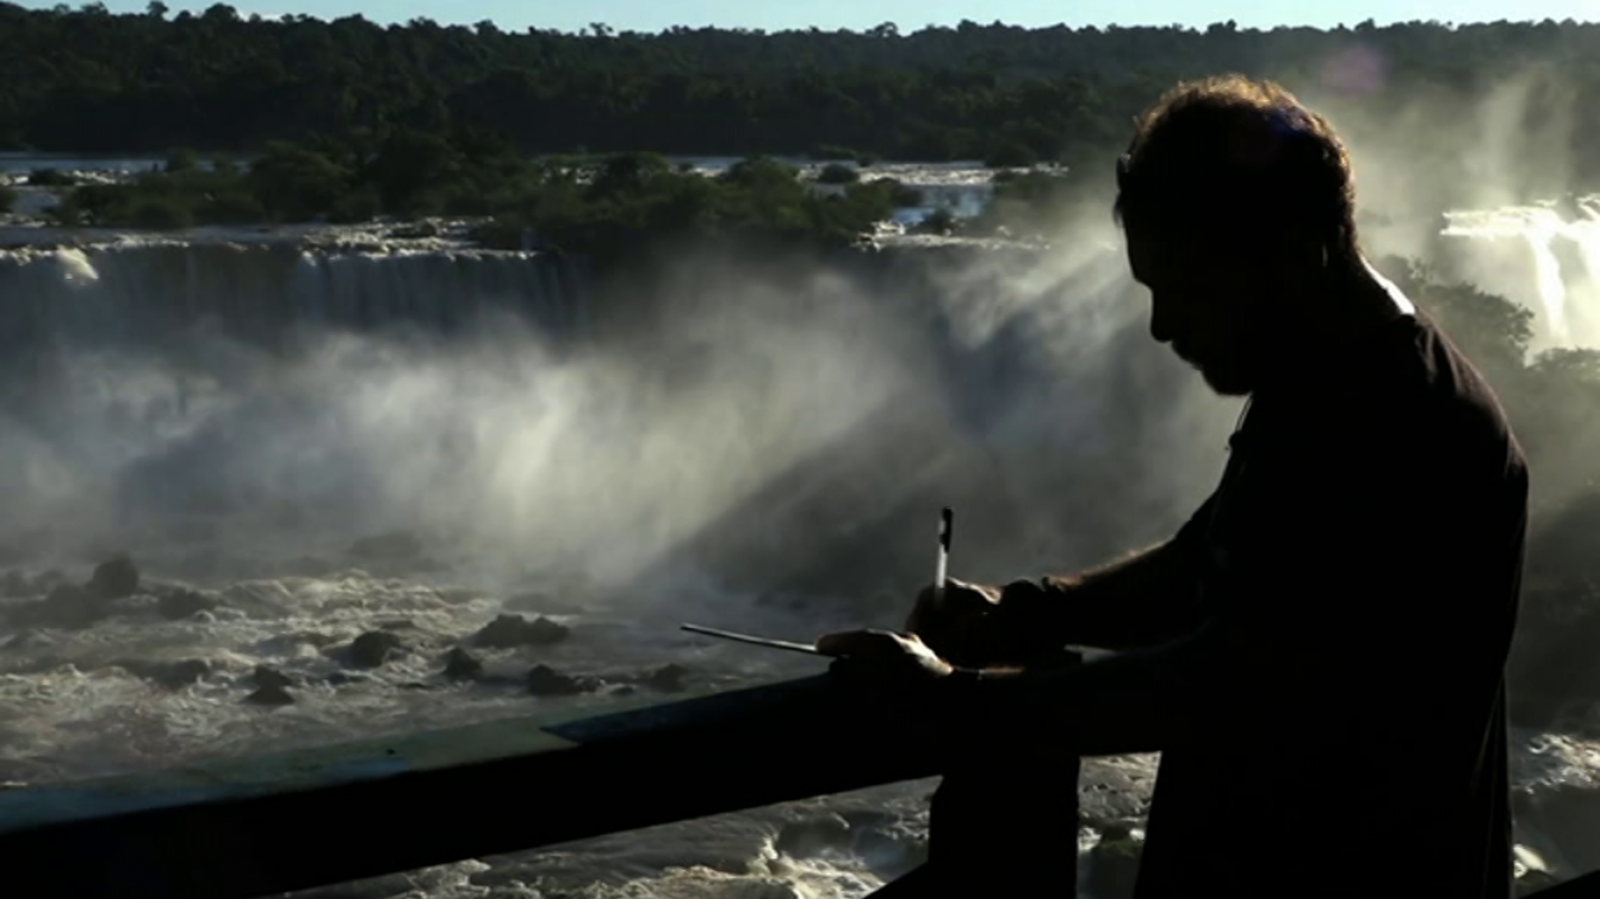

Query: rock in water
775 814 852 857
9 584 110 629
347 631 404 668
113 657 212 689
473 614 571 649
158 589 219 621
246 684 294 706
88 554 140 600
442 647 484 680
253 665 294 689
644 663 688 692
151 659 211 689
526 664 593 696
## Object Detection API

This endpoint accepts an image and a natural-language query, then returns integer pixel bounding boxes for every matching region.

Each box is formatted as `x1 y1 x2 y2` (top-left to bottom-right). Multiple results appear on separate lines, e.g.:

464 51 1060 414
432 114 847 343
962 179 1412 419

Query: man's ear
1260 231 1326 281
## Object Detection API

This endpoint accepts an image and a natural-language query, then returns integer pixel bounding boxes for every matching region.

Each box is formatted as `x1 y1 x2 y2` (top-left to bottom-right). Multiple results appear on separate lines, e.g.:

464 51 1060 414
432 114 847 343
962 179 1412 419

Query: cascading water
1441 194 1600 352
0 241 585 352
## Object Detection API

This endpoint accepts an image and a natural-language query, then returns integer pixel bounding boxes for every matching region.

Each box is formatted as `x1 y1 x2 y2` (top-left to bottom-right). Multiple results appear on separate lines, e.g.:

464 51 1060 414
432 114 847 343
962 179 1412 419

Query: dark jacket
1134 311 1526 897
988 310 1527 898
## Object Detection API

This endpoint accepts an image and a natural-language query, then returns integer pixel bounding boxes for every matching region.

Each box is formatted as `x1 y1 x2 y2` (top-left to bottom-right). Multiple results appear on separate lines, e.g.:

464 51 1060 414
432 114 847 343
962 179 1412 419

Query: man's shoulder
1328 313 1504 417
1404 314 1523 451
1257 312 1524 473
1354 313 1528 495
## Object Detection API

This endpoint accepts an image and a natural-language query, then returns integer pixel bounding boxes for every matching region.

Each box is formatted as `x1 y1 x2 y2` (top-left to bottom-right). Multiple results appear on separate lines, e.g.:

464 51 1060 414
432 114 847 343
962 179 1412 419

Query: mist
0 227 1236 641
2 59 1598 646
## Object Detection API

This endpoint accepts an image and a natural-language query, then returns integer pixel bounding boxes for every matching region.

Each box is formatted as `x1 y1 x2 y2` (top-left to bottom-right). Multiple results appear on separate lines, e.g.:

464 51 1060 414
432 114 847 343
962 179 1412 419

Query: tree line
4 4 1600 184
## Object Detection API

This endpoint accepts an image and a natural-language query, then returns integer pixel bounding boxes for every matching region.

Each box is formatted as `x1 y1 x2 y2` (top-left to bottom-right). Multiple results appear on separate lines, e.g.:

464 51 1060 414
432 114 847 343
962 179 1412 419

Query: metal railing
0 674 1592 897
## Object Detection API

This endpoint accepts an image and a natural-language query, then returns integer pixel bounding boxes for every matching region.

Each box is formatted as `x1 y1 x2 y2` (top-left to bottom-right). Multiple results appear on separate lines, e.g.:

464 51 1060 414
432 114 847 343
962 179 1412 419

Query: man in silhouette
818 75 1527 898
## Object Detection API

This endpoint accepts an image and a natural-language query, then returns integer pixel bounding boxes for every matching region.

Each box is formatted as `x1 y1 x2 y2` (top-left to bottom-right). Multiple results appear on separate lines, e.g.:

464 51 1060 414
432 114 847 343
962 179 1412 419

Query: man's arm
938 617 1243 757
993 494 1215 654
942 400 1454 759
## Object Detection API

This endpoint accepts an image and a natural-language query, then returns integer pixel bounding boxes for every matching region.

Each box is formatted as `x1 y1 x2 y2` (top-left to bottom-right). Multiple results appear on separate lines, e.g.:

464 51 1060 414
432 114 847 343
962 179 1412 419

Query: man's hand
904 577 1002 660
815 629 955 687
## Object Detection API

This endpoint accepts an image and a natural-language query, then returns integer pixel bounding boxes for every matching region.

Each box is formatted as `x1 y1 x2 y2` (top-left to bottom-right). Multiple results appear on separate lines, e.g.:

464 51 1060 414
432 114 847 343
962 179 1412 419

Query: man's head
1114 75 1360 395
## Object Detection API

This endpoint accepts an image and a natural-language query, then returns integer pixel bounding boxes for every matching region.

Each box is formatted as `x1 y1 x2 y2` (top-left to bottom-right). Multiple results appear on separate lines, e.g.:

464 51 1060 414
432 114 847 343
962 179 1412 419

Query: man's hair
1113 74 1360 263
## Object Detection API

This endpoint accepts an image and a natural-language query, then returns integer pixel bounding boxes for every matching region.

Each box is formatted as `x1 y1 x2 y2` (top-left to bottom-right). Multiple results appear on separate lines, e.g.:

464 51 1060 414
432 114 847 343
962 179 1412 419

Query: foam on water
0 554 1595 896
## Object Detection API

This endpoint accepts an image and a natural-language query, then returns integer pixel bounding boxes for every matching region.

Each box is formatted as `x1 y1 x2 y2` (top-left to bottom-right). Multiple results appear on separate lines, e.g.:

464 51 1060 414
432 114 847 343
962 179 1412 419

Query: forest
3 4 1600 177
7 6 1600 252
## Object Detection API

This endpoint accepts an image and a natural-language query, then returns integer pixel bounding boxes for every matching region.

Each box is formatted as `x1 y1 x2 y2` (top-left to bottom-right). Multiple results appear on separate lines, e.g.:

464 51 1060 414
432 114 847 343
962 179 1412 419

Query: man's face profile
1125 221 1273 397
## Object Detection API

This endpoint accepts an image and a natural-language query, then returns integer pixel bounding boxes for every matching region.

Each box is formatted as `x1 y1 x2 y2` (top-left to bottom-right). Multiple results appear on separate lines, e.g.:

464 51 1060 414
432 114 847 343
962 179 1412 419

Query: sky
17 0 1600 32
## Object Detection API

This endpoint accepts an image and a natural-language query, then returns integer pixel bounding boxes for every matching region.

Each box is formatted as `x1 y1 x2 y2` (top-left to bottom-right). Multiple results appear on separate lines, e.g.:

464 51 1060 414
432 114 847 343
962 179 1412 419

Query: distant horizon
10 1 1599 34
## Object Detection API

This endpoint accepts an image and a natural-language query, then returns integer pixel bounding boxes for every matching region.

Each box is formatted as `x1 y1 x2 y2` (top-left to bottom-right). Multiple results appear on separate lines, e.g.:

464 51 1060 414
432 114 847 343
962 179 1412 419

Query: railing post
873 650 1085 897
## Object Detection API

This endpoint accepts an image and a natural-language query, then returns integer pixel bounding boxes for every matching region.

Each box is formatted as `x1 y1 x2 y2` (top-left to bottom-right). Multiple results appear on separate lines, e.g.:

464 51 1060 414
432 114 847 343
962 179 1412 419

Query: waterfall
1442 195 1600 352
0 242 583 355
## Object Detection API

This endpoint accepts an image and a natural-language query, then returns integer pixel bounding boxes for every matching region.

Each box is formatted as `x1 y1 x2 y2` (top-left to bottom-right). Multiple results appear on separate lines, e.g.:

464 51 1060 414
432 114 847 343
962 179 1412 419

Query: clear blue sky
19 0 1600 32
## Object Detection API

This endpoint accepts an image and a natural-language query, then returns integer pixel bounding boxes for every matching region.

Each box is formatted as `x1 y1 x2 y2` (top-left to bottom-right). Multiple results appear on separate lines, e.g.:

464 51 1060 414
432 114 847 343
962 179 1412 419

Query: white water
0 194 1598 897
1442 194 1600 353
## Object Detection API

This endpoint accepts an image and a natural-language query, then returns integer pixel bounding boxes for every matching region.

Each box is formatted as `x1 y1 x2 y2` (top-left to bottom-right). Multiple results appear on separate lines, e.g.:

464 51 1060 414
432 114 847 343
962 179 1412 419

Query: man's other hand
904 577 1003 661
815 629 956 686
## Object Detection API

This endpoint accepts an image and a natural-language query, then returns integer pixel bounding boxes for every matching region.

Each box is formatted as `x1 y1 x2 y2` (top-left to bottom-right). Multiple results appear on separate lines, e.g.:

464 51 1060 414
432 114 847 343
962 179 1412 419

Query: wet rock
1 570 30 598
253 665 294 689
1086 828 1143 899
775 813 852 857
151 659 211 689
111 657 211 689
87 553 140 600
272 631 343 650
473 613 570 649
643 663 688 692
347 631 404 668
379 619 416 631
157 588 219 621
346 530 423 561
393 221 440 239
10 584 112 629
246 684 295 706
1101 822 1134 841
442 647 484 680
526 664 596 696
